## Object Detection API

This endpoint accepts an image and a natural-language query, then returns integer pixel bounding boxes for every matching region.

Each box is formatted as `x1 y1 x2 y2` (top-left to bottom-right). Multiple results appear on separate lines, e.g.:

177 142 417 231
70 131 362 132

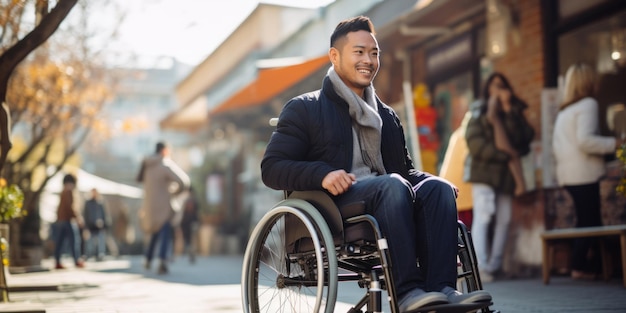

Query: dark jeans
333 174 458 297
564 182 602 273
87 228 106 259
145 222 172 262
181 222 195 247
54 221 80 264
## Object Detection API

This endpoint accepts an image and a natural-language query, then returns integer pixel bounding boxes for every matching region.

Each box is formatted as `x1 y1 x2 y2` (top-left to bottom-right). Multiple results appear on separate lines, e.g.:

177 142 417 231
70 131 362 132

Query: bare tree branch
0 0 78 175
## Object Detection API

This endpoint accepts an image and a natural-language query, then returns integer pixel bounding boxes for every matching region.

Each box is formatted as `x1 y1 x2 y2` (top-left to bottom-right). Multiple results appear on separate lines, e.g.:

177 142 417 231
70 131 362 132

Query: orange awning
210 55 329 114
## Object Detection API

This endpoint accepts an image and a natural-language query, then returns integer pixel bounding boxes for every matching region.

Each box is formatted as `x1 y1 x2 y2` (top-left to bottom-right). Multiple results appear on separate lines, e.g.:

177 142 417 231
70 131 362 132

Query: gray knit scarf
328 67 386 176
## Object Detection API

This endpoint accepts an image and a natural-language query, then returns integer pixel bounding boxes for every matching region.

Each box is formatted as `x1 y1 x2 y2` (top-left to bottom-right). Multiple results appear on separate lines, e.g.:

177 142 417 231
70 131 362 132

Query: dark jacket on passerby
261 76 432 192
181 193 199 227
84 198 108 232
464 99 534 194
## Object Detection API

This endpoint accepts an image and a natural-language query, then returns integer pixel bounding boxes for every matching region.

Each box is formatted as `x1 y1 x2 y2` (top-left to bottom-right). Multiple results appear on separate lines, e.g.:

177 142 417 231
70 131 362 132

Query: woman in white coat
552 63 622 280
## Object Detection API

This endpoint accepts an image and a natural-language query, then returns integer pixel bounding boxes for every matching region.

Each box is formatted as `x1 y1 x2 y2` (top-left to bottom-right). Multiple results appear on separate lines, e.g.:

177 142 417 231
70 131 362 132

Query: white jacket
552 97 616 186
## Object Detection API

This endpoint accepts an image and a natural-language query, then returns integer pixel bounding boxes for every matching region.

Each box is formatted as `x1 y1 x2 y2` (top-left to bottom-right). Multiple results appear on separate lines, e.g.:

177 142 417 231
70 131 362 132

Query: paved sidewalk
2 256 244 313
0 255 623 312
483 276 626 312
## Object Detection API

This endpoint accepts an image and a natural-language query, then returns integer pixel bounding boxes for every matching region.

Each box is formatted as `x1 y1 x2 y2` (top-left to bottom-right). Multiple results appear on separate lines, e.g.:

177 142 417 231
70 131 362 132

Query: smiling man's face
329 30 380 98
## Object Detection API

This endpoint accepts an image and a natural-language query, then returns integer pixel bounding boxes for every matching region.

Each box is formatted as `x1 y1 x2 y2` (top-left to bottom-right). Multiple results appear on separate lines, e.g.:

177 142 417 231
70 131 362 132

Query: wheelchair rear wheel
241 200 338 313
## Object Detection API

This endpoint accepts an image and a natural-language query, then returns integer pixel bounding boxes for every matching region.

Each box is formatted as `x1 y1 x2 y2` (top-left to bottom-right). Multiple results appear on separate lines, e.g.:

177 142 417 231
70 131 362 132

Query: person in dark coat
84 188 109 261
261 16 491 312
180 186 199 264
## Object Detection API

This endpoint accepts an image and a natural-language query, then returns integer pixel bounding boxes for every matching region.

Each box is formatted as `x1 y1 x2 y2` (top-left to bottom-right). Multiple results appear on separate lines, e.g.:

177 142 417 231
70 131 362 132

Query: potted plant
0 178 25 266
0 176 25 221
0 178 25 223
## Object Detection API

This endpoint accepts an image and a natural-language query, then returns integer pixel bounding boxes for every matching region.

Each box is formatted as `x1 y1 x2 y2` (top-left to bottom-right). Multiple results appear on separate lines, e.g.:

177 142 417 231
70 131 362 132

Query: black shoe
442 287 492 305
398 288 448 312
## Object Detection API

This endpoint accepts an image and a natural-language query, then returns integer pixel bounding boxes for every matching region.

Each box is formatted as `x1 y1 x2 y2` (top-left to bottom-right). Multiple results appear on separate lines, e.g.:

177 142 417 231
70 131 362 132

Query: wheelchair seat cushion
338 201 366 218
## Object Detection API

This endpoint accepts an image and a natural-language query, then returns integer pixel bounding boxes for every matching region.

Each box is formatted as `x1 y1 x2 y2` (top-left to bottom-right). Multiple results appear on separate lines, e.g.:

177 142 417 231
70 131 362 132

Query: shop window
558 9 626 136
427 72 474 173
558 10 626 75
558 0 609 19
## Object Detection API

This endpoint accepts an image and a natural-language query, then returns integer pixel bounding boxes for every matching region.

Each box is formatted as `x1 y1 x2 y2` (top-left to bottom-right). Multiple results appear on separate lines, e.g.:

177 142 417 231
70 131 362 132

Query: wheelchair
241 189 497 313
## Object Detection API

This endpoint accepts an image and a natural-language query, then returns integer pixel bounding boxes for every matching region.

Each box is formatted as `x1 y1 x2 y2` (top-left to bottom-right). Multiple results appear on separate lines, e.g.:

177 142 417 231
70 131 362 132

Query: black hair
62 174 76 185
330 16 375 48
155 141 167 154
481 72 527 109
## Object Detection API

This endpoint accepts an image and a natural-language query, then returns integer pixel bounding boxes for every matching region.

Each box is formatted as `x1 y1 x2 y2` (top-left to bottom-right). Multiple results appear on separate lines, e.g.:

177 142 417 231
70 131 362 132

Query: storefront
544 0 626 137
381 0 553 275
543 0 626 225
420 30 487 173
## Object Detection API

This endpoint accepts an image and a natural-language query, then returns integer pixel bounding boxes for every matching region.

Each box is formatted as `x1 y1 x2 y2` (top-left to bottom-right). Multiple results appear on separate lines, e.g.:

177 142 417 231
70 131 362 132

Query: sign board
541 88 561 188
426 34 472 75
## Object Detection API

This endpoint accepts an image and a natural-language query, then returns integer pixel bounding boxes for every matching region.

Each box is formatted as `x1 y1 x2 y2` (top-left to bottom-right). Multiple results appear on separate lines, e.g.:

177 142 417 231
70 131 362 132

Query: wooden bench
541 225 626 287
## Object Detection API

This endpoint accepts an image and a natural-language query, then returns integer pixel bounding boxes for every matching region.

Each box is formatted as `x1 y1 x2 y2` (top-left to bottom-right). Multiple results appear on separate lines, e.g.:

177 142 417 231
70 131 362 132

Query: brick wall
492 0 547 277
492 0 543 138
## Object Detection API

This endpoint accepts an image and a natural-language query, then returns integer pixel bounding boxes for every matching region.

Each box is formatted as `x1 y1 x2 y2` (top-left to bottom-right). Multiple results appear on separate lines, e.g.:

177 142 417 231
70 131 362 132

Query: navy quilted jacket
261 76 431 192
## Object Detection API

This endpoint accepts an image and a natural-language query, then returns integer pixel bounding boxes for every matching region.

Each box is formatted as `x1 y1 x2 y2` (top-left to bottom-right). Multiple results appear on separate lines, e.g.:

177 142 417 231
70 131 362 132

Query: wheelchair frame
241 190 495 313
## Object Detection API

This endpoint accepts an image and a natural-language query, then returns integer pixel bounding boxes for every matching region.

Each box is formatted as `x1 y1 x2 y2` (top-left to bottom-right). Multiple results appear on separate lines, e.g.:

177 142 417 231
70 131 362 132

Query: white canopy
45 168 143 199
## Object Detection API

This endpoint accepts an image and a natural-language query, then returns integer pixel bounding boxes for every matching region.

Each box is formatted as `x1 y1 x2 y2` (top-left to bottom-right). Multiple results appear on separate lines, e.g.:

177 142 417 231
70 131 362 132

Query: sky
108 0 335 66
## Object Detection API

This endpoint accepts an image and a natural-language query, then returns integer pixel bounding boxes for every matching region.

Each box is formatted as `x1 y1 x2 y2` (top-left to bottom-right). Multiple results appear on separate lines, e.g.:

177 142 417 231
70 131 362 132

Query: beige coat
439 125 473 212
138 155 190 234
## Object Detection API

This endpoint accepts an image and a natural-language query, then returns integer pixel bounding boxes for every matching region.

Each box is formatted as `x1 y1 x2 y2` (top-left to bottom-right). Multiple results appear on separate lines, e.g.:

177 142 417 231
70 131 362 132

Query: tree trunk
9 201 43 268
0 0 78 175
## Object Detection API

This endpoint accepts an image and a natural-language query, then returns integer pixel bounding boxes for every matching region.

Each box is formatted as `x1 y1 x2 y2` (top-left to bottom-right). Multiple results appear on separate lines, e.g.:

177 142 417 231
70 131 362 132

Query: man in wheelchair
261 16 492 312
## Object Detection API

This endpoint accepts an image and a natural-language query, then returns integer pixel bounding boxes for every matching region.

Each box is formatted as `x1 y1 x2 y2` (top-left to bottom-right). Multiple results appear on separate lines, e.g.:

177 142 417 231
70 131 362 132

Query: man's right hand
322 170 356 196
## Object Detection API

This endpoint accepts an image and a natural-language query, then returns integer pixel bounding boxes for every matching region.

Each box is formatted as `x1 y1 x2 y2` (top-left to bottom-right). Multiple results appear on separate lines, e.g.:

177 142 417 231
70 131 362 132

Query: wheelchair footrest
406 301 492 313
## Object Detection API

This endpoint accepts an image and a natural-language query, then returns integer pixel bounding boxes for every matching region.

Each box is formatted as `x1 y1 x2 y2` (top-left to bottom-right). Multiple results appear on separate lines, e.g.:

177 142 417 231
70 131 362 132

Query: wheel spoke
243 203 337 313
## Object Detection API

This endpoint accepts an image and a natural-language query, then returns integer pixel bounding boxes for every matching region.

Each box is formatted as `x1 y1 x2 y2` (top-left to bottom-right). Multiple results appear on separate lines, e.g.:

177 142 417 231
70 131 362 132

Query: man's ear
329 47 339 66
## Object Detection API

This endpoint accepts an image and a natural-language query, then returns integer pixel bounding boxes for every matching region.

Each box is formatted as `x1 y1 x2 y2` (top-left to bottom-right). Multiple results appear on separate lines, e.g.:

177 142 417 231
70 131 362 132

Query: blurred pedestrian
137 141 189 274
111 203 129 256
439 112 473 228
54 173 85 269
486 86 528 196
465 72 534 281
84 188 109 261
552 63 622 280
180 186 200 264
